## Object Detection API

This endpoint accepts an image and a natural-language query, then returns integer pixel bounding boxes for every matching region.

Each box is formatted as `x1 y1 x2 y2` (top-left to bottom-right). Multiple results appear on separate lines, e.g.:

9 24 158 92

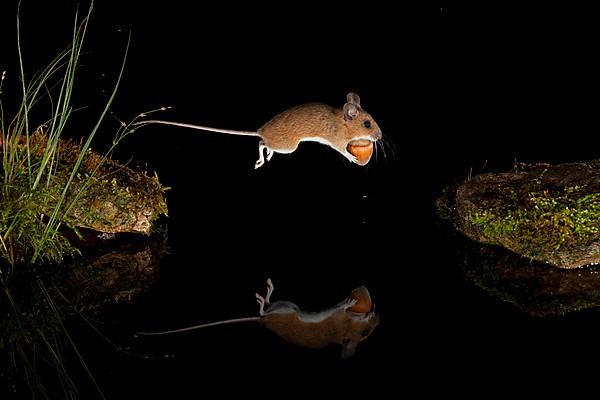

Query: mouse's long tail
133 120 260 137
136 317 260 336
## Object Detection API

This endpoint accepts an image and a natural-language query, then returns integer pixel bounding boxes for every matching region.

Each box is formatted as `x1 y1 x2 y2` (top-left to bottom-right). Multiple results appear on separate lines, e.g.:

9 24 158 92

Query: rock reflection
0 228 166 398
454 232 600 317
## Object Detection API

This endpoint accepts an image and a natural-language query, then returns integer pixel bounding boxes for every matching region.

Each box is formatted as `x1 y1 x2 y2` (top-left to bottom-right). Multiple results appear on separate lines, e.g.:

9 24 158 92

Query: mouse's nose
372 131 382 141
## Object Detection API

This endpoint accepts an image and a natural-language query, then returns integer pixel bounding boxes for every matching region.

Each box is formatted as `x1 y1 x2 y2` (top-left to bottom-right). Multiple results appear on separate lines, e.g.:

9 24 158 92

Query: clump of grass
469 185 600 257
0 2 164 269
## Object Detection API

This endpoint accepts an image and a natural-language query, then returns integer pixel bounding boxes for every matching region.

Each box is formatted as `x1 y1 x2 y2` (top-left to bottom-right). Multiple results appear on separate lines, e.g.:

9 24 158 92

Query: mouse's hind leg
255 278 275 316
255 141 274 169
265 278 274 304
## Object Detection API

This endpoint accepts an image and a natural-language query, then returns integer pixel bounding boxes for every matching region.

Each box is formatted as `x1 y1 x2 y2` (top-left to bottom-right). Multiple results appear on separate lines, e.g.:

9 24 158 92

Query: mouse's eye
361 329 370 337
363 120 372 129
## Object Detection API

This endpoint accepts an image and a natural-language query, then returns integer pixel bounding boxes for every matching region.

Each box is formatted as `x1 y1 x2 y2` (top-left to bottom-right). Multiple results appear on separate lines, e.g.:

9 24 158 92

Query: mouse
137 279 379 359
133 93 383 169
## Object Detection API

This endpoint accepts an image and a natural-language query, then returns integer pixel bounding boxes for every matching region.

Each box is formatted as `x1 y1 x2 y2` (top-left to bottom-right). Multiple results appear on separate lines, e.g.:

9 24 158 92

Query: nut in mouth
347 139 374 166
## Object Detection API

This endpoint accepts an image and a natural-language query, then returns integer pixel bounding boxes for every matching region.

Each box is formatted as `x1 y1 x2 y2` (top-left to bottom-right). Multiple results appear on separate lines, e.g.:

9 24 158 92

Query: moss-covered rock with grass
32 133 168 235
438 162 600 269
0 131 167 265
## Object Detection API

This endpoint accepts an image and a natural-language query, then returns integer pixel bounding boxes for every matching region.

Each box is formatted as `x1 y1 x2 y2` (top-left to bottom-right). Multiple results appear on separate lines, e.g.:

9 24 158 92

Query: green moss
468 185 600 258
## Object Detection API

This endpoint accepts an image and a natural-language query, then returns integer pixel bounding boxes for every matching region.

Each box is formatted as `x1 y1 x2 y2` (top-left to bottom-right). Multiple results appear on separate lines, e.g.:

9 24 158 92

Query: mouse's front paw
343 298 358 310
344 151 359 164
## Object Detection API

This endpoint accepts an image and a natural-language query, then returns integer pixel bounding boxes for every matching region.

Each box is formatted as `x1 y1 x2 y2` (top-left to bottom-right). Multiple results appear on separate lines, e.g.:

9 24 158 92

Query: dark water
2 3 600 397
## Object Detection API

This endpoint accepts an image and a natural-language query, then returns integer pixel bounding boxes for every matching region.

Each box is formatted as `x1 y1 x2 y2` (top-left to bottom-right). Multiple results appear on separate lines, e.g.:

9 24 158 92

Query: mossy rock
438 162 600 269
6 132 168 235
1 131 168 264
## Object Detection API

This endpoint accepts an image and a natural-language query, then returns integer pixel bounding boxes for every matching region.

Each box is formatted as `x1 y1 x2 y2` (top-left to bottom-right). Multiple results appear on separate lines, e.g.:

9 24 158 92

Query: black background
2 2 600 398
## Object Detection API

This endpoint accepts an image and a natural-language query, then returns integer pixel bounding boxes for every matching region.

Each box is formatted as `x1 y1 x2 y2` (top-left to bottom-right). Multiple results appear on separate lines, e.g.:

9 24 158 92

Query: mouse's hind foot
265 278 274 304
255 293 267 316
255 142 274 169
255 278 275 316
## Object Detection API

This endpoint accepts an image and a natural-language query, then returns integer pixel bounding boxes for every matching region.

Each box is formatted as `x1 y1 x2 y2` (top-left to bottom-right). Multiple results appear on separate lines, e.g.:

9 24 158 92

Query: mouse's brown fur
258 102 381 156
260 306 379 352
256 94 382 167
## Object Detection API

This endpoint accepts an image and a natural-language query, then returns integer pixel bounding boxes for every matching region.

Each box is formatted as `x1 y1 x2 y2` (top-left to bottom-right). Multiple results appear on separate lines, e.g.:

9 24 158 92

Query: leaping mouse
133 93 383 169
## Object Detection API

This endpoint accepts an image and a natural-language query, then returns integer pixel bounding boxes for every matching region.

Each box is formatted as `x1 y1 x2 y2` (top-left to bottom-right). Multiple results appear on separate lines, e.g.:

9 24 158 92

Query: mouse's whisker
378 140 388 164
385 137 398 161
381 139 394 160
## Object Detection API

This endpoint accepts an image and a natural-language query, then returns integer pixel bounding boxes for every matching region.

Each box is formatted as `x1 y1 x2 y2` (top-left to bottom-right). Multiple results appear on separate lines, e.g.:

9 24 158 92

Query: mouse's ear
343 102 360 121
346 92 361 106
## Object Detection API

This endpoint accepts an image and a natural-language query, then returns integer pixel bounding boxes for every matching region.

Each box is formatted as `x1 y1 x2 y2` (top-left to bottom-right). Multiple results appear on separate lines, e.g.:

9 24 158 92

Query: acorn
347 140 374 166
